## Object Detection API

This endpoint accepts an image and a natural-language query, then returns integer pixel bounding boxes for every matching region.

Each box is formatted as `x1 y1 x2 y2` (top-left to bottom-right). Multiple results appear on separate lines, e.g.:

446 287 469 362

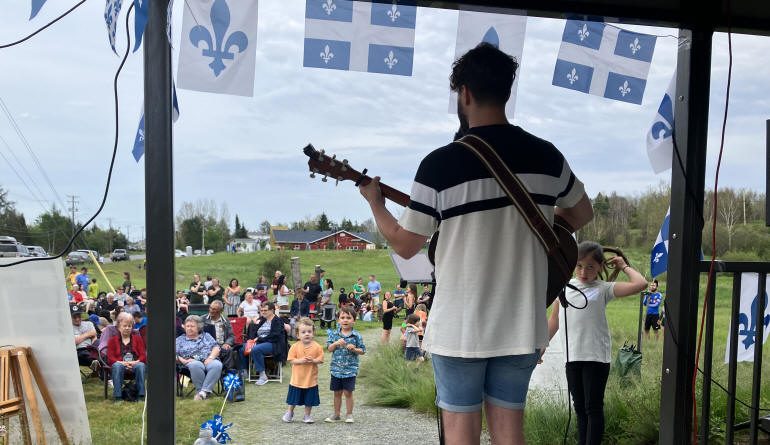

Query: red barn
271 230 376 251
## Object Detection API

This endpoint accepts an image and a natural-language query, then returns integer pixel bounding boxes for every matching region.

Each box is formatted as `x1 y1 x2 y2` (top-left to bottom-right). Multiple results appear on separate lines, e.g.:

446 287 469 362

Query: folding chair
320 304 337 329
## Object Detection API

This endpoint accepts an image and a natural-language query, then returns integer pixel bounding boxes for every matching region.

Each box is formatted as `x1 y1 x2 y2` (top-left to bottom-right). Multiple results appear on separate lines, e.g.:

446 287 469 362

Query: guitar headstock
303 143 362 185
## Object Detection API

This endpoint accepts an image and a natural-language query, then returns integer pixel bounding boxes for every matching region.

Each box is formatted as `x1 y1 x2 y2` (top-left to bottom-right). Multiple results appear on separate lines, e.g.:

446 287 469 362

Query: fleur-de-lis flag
133 0 150 52
552 20 656 104
303 0 417 76
177 0 259 97
450 10 527 118
29 0 48 20
646 71 676 173
132 84 180 162
105 0 124 54
724 273 770 363
650 207 669 278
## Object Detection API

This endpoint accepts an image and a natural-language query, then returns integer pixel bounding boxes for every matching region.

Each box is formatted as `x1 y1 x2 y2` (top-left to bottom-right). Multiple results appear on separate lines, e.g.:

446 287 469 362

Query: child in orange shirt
283 318 324 423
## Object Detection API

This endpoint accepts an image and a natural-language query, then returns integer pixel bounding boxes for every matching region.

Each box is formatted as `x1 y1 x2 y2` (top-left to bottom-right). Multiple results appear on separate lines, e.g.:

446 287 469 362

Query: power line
0 144 49 214
0 133 50 209
0 96 67 210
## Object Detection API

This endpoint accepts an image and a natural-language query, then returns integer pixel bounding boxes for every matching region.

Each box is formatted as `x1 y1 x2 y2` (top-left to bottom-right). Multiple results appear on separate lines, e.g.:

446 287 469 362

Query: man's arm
359 176 428 259
554 193 593 232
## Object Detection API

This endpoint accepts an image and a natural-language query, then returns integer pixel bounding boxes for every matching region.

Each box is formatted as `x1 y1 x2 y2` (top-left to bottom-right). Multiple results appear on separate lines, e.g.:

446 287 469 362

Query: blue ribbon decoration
200 415 233 444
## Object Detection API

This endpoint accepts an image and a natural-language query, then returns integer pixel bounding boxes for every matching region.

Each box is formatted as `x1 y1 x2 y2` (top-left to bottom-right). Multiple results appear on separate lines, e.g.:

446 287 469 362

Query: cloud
1 3 769 234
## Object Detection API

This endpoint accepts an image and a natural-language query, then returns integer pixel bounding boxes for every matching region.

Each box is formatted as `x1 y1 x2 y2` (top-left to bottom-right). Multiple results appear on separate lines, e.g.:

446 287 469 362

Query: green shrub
260 251 290 283
360 344 436 414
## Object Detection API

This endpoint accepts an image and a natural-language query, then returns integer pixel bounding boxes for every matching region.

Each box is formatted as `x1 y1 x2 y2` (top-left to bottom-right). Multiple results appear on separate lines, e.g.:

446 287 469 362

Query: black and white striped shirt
399 124 585 358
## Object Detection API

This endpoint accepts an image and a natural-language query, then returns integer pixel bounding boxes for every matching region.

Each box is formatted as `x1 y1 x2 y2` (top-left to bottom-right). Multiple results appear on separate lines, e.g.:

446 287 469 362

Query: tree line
3 184 766 258
578 185 769 260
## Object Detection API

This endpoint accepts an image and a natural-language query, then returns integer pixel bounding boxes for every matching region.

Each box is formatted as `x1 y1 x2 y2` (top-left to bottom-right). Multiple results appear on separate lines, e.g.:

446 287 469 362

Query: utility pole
66 194 79 238
201 222 205 252
107 217 113 253
126 225 131 248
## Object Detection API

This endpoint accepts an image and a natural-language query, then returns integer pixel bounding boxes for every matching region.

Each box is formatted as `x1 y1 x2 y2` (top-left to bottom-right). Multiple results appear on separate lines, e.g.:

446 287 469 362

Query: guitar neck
356 176 410 207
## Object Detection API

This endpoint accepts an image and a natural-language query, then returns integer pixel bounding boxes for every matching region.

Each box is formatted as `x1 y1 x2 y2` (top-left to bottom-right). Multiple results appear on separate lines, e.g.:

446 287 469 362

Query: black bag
121 381 139 402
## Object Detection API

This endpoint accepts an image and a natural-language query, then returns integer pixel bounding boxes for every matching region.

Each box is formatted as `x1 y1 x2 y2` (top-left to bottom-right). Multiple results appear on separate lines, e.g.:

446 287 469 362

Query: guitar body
546 222 578 307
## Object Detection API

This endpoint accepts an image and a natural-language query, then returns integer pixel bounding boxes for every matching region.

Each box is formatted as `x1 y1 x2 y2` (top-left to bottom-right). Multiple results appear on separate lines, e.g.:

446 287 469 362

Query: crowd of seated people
70 267 433 402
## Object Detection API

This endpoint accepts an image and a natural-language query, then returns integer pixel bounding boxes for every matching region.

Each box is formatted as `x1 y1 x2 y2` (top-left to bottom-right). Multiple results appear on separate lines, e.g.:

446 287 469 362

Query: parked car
25 245 48 257
0 237 28 258
65 251 89 266
205 249 214 255
111 249 129 261
174 249 187 258
193 249 202 256
75 249 104 263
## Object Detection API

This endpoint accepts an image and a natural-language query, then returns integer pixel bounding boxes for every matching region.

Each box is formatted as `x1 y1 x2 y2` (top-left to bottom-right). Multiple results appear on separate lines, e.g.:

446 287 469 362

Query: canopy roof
426 0 770 35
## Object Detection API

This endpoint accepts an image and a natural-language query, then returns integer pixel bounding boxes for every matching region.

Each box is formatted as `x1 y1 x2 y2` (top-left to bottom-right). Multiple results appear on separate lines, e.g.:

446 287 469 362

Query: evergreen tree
316 213 332 231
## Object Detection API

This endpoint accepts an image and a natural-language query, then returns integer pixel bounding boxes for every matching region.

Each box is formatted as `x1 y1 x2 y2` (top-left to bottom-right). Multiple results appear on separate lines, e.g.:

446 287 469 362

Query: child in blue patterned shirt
324 306 366 423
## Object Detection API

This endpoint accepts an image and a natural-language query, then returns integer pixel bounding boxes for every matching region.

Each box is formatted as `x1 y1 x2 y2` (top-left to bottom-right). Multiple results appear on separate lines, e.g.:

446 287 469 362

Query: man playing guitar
358 43 593 445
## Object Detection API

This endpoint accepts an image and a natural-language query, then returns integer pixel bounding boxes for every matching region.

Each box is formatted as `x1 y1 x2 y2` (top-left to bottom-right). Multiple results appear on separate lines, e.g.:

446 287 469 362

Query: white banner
646 71 676 173
177 0 259 97
724 273 770 363
449 10 526 118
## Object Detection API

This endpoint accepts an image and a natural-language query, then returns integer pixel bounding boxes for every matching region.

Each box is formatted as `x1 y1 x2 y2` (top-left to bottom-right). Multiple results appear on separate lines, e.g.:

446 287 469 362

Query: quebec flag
724 273 770 363
552 20 656 105
449 10 527 118
646 71 676 173
132 85 180 162
303 0 417 76
650 207 669 278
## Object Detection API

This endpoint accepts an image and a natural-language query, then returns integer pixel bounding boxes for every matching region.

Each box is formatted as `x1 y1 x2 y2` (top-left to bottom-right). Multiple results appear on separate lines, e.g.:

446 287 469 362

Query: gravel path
223 328 442 445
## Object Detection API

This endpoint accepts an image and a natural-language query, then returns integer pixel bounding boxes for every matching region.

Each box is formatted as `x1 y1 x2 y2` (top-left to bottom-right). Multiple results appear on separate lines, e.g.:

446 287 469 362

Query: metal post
749 273 766 445
725 273 742 445
699 269 717 444
765 120 769 227
659 27 712 444
143 0 175 443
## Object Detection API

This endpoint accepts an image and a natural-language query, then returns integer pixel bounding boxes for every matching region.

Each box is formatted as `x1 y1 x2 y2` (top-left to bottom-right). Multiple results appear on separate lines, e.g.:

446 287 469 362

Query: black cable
0 1 89 49
0 2 134 268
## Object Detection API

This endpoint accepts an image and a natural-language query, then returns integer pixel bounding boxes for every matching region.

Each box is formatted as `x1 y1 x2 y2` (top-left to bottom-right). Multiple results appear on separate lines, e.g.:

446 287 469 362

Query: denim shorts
431 352 539 412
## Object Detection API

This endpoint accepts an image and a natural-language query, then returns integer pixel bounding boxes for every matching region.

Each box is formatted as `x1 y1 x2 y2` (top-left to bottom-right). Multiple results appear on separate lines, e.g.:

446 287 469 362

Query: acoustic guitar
303 143 577 307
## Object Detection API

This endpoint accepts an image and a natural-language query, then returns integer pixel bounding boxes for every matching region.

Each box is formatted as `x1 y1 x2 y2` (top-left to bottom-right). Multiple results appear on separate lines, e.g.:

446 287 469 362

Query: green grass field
94 249 403 294
79 248 770 444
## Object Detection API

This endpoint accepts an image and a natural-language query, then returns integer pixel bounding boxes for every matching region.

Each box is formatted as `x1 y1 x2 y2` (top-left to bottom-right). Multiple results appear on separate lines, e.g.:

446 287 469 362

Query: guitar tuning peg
330 154 336 167
310 172 316 179
335 178 339 186
318 149 325 161
341 159 348 171
337 176 343 184
321 175 328 182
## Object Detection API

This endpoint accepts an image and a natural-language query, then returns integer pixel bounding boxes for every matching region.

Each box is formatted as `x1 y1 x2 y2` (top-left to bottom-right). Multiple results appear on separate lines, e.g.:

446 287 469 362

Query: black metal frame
695 261 770 444
142 1 770 443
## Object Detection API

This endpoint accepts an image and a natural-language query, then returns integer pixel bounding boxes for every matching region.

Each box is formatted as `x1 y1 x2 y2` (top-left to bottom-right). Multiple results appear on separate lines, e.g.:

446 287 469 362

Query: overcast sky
1 1 768 242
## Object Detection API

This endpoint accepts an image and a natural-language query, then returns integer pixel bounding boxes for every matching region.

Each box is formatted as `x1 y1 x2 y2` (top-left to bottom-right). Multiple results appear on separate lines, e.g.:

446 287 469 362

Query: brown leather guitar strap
455 134 559 254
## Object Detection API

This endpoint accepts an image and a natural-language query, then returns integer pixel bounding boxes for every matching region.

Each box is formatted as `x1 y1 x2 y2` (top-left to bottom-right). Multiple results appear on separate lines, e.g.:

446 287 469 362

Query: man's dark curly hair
449 42 518 106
